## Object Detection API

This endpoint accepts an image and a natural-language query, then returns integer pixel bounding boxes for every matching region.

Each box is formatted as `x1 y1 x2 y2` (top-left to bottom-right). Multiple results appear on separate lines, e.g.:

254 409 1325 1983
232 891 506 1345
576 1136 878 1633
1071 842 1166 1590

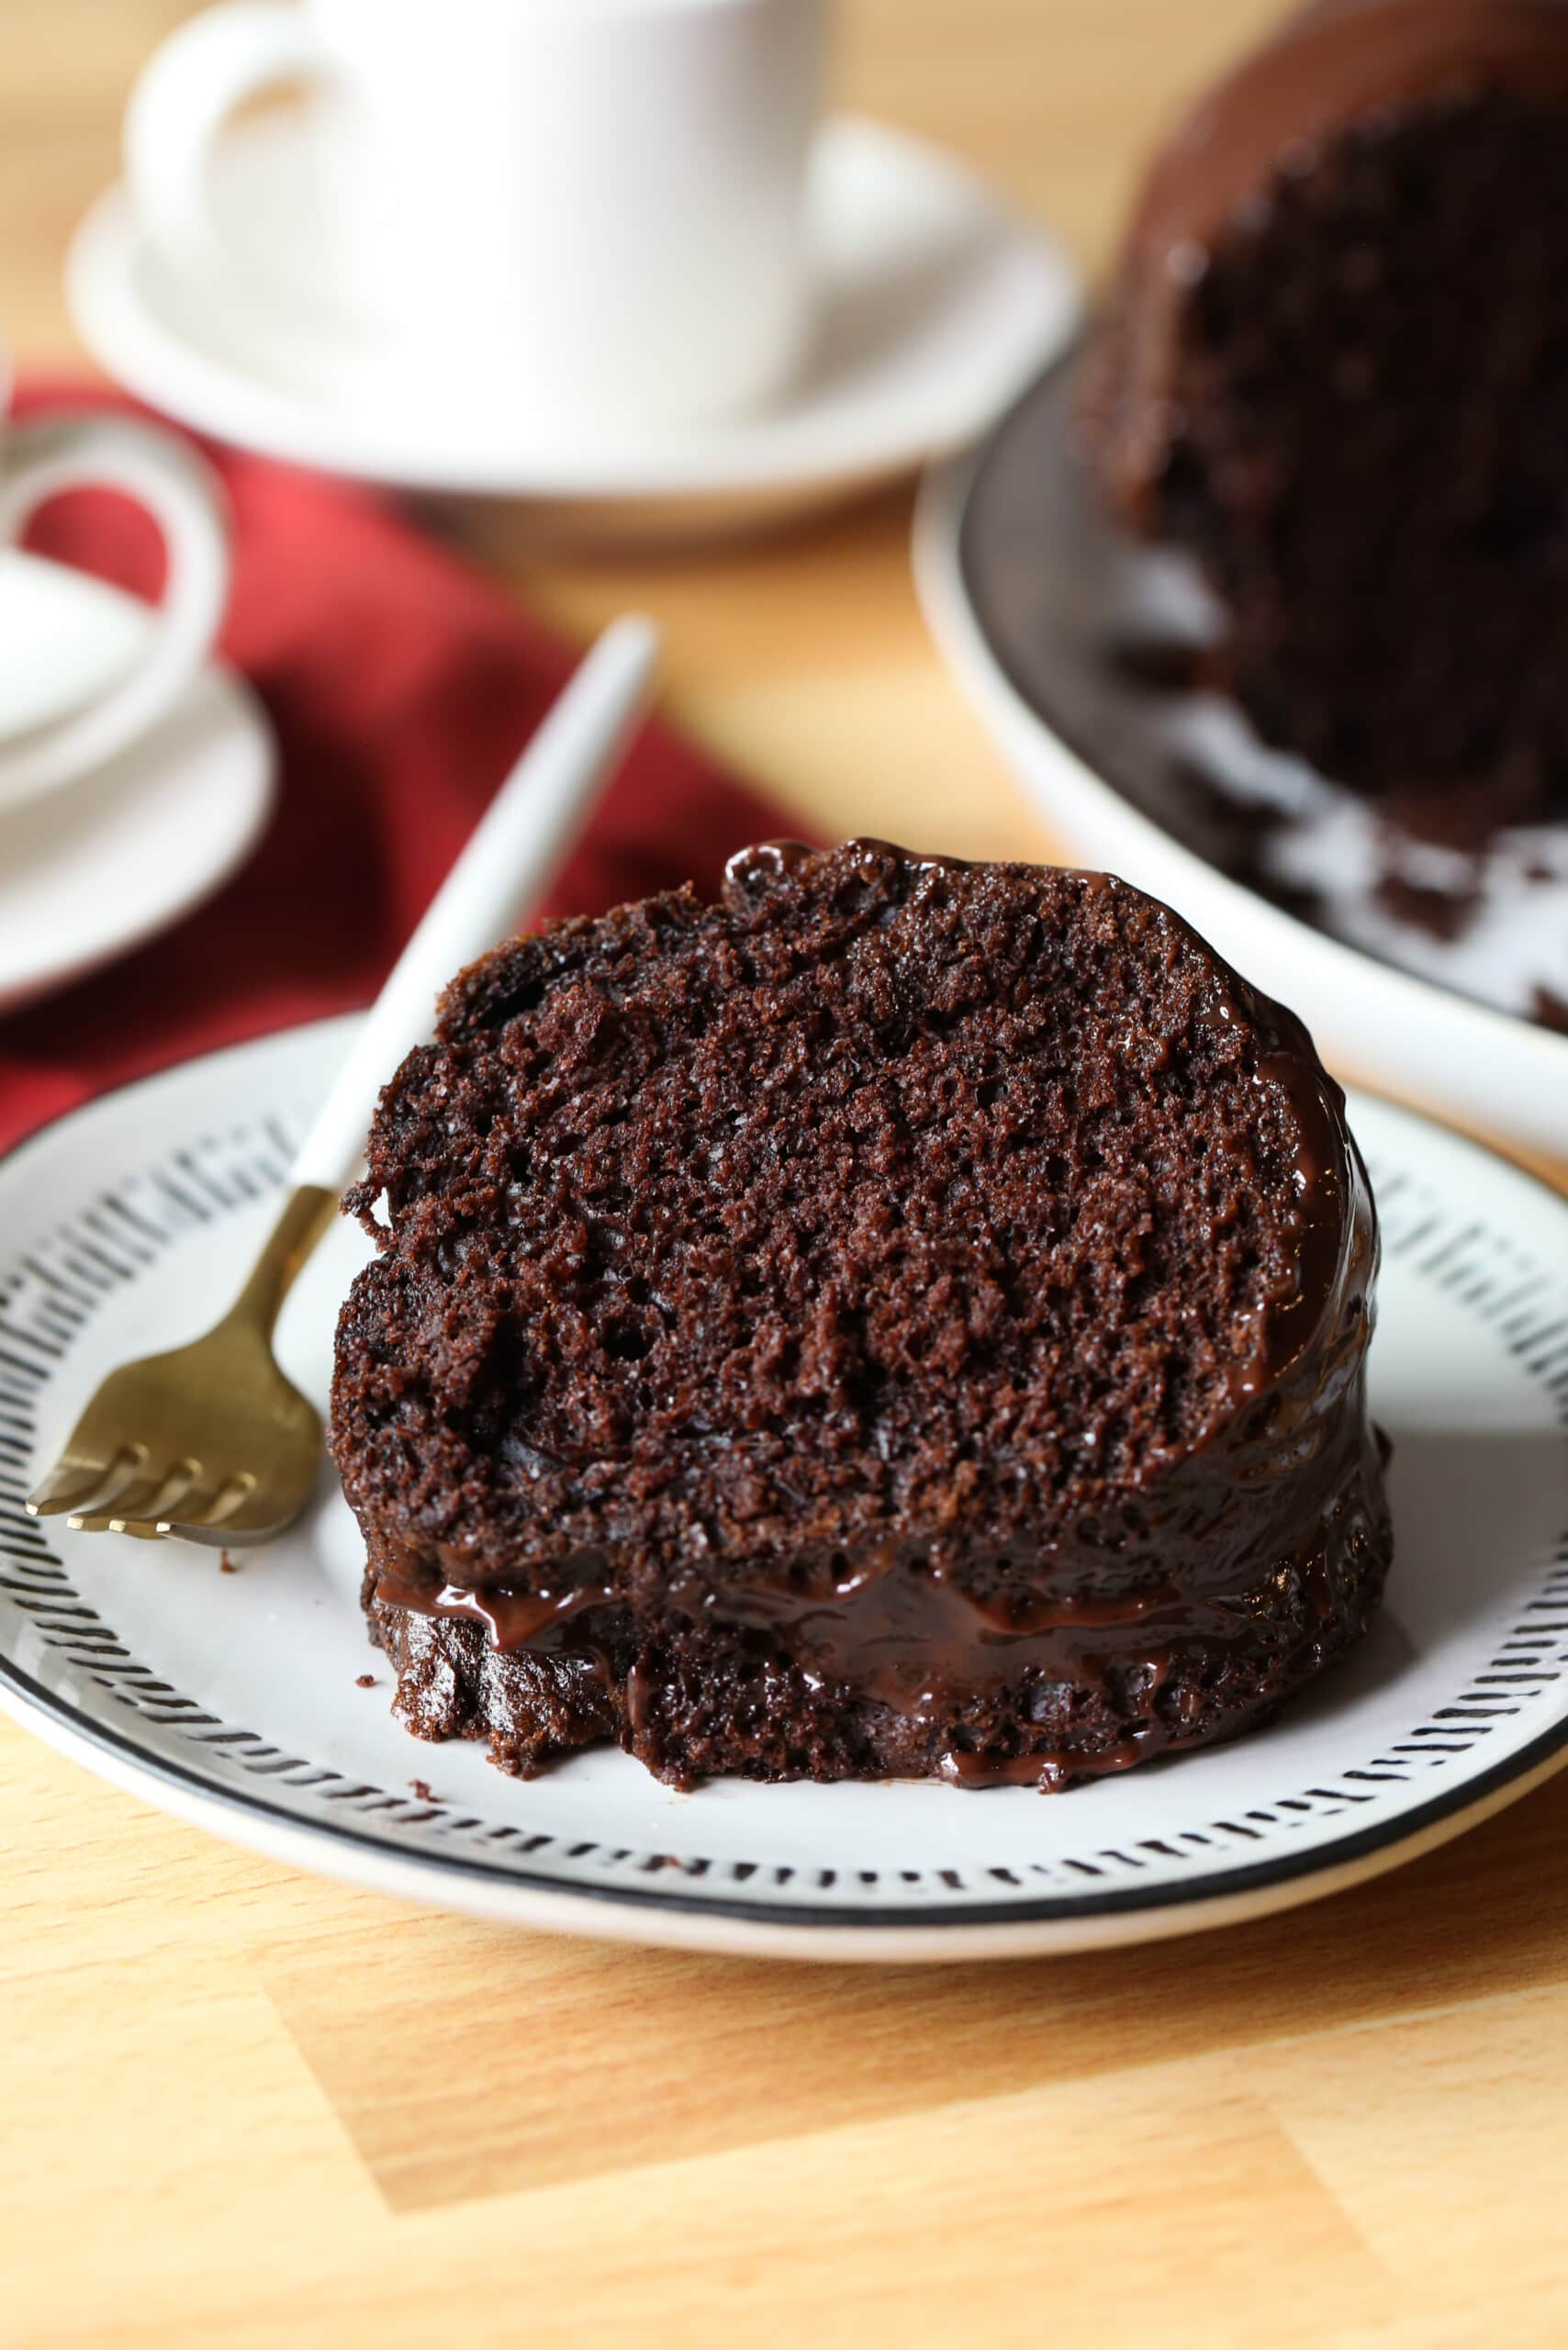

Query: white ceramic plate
0 557 275 1014
68 114 1081 540
2 1017 1566 1960
913 363 1568 1161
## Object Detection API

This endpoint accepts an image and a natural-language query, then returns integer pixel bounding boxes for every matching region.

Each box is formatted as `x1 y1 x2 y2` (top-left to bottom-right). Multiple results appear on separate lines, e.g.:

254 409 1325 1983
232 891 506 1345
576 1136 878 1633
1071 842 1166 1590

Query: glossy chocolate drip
375 1558 1187 1657
722 838 818 888
1091 0 1568 520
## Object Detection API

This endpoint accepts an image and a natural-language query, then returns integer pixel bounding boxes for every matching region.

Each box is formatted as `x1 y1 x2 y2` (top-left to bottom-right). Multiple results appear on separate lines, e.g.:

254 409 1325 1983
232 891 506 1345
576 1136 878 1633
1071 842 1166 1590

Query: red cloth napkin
0 386 792 1154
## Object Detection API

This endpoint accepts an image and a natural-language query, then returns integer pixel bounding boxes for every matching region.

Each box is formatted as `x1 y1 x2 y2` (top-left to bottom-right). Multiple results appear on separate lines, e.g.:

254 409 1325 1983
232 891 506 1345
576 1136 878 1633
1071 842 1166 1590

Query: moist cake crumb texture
332 837 1391 1790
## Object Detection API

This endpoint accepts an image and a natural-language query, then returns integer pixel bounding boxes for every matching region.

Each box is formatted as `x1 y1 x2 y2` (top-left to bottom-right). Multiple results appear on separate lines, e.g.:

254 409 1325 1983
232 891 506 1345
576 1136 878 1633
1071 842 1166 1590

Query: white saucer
2 1014 1565 1961
67 113 1081 537
0 554 274 1014
914 364 1568 1161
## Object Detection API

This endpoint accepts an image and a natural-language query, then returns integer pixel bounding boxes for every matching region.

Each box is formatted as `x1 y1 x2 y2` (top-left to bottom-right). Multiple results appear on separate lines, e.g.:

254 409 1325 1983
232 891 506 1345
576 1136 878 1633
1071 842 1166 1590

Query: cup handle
123 1 324 301
0 417 231 805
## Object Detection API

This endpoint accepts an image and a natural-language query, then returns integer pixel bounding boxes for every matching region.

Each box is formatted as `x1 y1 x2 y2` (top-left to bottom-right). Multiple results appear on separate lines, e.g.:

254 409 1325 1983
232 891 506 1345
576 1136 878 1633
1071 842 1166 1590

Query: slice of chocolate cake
331 839 1391 1792
1082 0 1568 818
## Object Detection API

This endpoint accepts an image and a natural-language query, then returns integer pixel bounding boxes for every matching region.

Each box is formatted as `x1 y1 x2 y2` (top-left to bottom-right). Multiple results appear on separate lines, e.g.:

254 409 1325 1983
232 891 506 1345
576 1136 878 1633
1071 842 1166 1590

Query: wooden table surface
5 7 1567 2345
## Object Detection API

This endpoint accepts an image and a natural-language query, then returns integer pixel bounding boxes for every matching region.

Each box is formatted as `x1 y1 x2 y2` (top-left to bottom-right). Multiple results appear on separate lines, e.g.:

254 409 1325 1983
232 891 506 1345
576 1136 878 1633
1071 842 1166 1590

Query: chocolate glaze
1089 0 1568 521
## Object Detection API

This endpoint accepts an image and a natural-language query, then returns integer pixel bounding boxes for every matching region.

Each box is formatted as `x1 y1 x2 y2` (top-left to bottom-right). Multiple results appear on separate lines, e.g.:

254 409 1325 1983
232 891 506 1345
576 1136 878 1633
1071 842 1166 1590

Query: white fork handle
289 616 659 1192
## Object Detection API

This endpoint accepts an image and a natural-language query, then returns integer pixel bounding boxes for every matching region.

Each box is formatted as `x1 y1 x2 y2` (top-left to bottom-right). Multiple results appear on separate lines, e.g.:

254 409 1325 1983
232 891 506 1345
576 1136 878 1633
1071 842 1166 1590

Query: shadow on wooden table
263 1762 1568 2216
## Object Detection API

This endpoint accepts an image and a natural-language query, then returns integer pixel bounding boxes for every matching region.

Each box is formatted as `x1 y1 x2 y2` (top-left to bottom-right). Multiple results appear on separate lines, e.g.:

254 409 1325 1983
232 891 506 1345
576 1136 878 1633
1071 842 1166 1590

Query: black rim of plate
2 1015 1566 1940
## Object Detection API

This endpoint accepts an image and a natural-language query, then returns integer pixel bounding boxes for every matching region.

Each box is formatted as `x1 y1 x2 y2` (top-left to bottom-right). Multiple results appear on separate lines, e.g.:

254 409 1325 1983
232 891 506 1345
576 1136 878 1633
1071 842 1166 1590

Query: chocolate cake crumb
1108 635 1227 697
1166 760 1329 934
354 1673 376 1689
333 839 1390 1792
1373 872 1482 946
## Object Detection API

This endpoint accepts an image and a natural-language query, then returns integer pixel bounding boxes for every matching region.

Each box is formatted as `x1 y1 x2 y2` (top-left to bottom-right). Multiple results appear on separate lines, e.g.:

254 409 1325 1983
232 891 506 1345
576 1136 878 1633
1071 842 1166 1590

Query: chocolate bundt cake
1083 0 1568 816
331 839 1391 1792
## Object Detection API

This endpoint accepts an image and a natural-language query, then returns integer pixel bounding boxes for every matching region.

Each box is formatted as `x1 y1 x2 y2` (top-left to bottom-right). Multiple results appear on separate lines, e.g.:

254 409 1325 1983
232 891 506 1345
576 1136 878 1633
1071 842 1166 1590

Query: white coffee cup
0 348 230 811
125 0 829 433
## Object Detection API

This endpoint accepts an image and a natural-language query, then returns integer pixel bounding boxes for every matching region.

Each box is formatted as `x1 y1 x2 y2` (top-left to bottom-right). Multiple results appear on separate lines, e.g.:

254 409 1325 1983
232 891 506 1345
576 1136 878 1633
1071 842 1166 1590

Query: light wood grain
3 6 1567 2345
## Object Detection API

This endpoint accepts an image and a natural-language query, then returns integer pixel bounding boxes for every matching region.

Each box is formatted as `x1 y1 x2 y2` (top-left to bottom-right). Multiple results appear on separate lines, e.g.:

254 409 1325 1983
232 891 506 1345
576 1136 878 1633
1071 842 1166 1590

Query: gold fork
26 618 659 1548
